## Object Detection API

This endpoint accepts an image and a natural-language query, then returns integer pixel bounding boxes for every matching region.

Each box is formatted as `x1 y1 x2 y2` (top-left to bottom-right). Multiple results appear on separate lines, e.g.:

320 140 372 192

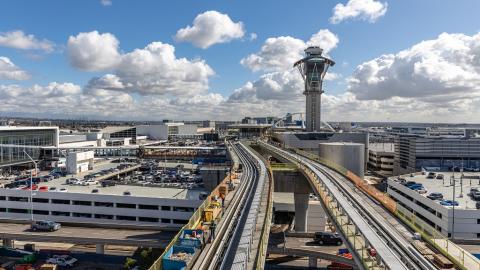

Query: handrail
248 142 274 270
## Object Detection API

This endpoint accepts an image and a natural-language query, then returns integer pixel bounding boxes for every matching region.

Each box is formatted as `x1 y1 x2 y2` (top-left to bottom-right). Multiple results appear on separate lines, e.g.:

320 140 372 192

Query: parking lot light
23 150 37 222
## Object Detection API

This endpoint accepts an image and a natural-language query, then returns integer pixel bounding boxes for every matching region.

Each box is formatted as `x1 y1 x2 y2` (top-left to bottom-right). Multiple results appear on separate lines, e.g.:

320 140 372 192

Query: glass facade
0 129 57 166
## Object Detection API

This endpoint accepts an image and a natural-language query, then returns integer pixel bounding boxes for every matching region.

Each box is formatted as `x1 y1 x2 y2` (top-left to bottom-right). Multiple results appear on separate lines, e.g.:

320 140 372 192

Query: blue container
162 245 196 270
179 229 204 248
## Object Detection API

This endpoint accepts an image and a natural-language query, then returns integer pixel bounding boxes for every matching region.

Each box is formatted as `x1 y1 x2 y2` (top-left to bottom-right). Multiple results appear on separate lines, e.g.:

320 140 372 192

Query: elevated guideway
148 141 273 270
259 141 436 270
192 141 272 270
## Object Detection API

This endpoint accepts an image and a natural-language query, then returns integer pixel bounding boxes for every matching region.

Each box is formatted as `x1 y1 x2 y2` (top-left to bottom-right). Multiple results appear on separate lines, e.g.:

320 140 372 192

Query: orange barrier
293 148 397 218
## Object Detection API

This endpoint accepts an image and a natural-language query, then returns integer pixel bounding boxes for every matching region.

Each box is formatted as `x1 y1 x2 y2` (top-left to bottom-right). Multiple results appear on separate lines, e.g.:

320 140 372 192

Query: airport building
393 134 480 175
387 171 480 240
0 126 59 167
0 178 203 228
368 143 395 177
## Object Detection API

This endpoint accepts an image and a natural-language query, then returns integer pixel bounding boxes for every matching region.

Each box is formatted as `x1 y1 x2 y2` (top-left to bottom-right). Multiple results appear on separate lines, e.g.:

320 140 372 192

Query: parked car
473 192 480 201
469 188 479 197
314 232 343 245
42 175 54 182
91 189 99 193
440 200 459 206
435 174 444 180
46 255 77 267
59 188 68 192
476 202 480 209
31 220 61 231
427 192 443 200
416 189 427 194
85 179 98 185
65 178 79 185
123 191 131 196
38 186 49 192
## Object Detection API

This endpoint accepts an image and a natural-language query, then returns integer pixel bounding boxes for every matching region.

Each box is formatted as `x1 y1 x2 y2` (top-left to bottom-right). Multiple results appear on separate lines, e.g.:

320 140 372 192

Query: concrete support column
2 239 13 248
294 193 309 232
308 257 318 268
96 244 105 254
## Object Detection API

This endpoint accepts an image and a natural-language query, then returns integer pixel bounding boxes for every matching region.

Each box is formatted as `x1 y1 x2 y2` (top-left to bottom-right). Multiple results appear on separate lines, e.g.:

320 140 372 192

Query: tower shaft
305 89 322 132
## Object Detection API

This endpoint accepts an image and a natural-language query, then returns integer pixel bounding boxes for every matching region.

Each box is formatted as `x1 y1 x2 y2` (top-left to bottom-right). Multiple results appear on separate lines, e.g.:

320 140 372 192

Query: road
0 222 176 247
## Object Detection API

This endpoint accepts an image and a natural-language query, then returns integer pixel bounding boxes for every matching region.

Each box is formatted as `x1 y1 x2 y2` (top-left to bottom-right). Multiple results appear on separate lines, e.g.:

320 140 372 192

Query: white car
58 188 68 192
85 179 98 185
46 255 77 266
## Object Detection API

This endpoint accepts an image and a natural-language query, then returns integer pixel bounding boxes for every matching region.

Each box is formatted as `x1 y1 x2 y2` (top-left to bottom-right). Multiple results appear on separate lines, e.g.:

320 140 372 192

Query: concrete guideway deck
192 141 271 270
259 141 434 270
219 142 269 270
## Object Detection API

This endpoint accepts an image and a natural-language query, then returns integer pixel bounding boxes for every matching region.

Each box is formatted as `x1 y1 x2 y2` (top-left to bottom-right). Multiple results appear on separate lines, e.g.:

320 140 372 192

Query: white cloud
0 30 54 52
4 31 480 123
0 57 30 80
67 31 121 71
249 33 257 41
100 0 112 6
348 32 480 102
229 69 303 102
175 10 245 49
241 29 338 72
330 0 388 24
0 82 81 98
86 41 214 96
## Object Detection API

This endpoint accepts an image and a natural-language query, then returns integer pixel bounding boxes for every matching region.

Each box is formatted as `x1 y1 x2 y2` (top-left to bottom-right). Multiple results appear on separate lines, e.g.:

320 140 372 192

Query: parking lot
1 158 207 194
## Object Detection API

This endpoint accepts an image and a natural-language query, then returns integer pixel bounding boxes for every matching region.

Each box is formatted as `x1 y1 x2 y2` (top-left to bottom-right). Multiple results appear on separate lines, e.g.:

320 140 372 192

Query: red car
22 184 38 190
38 186 49 192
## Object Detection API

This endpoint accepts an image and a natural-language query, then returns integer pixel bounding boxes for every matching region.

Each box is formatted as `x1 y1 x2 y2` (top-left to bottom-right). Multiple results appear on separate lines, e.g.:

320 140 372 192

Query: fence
396 204 480 270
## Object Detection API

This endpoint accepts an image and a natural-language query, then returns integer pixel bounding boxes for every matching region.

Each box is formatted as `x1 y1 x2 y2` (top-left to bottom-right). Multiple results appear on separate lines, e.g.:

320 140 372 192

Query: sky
0 0 480 122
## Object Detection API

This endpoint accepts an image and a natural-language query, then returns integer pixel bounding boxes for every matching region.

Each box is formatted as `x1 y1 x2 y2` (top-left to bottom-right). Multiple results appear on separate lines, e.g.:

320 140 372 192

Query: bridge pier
294 192 309 232
96 244 105 254
308 257 318 268
2 238 13 248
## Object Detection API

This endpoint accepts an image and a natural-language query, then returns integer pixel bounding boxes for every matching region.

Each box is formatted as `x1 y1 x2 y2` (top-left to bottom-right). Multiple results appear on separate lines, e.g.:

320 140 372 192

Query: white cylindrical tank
319 142 365 179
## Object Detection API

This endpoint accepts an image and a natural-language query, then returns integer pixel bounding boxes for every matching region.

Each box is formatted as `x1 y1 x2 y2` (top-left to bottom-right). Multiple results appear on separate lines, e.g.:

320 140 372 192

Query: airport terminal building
0 126 59 167
393 134 480 175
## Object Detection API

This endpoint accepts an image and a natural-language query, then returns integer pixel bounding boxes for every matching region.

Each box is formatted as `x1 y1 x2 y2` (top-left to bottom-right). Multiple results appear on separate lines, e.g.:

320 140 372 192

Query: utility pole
23 150 37 223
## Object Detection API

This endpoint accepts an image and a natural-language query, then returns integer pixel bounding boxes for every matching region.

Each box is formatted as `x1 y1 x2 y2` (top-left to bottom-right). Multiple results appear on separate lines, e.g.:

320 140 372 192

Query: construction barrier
292 148 397 213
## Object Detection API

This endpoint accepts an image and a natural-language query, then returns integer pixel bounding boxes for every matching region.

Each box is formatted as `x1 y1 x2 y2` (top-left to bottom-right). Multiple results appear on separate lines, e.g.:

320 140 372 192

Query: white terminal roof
393 171 480 210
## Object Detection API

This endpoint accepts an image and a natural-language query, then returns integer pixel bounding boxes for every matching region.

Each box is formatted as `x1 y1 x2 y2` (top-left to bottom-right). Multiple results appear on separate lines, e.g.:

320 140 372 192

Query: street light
23 150 36 222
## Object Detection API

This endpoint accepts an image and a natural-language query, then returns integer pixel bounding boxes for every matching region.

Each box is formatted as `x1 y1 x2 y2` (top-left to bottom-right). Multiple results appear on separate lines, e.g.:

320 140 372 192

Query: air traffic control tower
294 46 335 132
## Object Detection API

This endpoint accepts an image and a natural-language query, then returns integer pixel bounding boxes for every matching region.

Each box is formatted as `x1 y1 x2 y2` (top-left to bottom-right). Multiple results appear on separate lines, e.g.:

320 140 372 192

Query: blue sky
1 0 480 122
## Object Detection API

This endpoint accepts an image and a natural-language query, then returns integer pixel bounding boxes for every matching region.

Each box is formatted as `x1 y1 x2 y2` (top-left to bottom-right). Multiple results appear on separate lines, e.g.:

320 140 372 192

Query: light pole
23 150 36 222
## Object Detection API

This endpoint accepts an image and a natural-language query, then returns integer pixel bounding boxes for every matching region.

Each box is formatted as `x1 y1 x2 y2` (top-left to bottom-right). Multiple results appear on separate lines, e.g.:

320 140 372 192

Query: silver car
31 220 61 231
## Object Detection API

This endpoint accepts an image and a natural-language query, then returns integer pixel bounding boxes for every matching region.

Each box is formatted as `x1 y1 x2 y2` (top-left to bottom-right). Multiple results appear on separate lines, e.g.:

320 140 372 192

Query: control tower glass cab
294 46 335 132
